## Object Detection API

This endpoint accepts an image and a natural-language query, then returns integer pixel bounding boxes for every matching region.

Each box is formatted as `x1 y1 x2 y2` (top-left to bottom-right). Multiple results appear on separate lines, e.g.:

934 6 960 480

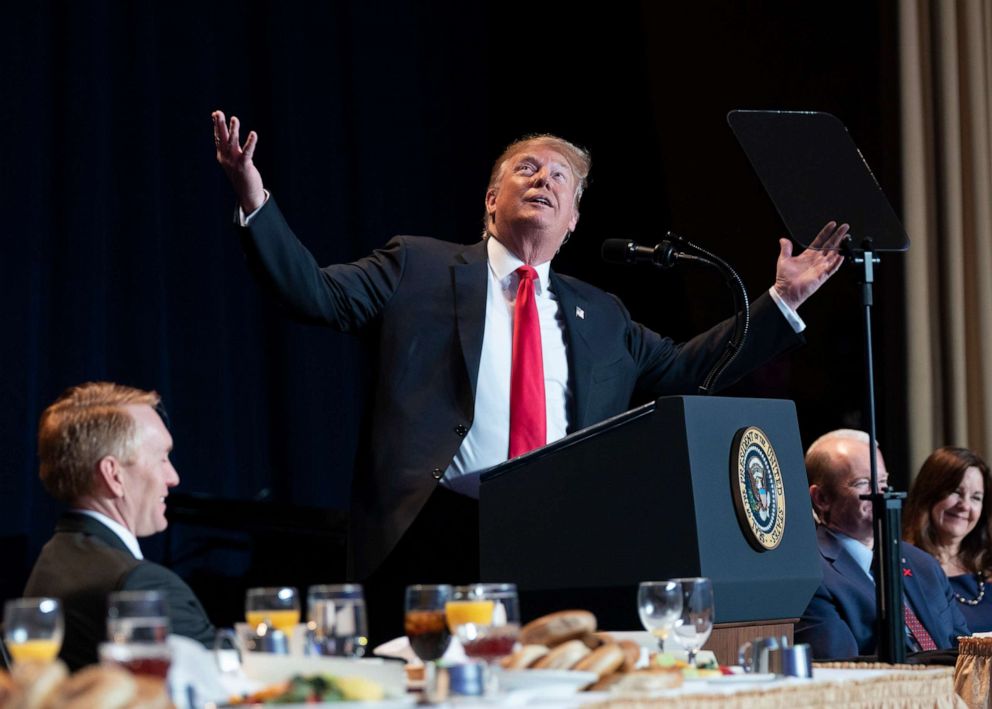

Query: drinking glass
107 591 169 644
3 598 63 664
405 585 452 701
306 584 368 657
637 581 682 651
245 587 300 634
669 577 714 666
99 641 173 678
105 591 171 677
446 583 519 697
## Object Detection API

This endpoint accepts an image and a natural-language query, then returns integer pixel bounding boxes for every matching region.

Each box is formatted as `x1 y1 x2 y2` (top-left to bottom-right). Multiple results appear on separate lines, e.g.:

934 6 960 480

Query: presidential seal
730 426 786 552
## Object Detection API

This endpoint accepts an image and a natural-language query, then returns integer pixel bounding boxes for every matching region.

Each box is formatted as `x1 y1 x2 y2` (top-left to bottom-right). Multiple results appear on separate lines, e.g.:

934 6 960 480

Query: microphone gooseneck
601 233 750 395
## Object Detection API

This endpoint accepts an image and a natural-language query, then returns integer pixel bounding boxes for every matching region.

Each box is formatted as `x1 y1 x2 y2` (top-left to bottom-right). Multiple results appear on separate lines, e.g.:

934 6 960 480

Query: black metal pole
853 239 906 663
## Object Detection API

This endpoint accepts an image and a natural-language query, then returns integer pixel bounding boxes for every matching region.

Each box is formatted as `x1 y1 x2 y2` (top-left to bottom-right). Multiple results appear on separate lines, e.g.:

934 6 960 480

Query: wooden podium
478 396 822 664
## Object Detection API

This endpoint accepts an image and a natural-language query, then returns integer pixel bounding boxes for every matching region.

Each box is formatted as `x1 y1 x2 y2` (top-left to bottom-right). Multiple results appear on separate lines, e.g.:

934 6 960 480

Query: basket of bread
501 610 728 693
0 660 171 709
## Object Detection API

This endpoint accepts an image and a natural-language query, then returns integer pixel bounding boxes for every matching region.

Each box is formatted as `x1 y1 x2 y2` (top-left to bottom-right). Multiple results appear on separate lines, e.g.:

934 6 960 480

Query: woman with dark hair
904 446 992 631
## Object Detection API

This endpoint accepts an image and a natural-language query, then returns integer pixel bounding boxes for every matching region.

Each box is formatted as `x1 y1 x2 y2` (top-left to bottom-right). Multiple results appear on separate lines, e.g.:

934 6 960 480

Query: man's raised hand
212 110 266 214
772 221 849 311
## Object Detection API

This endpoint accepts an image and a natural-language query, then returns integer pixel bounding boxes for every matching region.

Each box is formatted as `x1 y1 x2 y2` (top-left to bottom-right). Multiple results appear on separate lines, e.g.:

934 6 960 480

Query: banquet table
247 665 963 708
577 666 964 709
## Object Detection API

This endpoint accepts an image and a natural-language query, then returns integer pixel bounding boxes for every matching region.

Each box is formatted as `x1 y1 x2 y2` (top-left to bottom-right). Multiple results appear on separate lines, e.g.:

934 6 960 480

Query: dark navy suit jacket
240 197 804 579
795 525 969 659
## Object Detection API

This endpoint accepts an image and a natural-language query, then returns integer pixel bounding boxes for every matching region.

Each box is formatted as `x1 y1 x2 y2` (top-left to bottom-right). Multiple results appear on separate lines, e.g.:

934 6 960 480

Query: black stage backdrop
1 0 905 617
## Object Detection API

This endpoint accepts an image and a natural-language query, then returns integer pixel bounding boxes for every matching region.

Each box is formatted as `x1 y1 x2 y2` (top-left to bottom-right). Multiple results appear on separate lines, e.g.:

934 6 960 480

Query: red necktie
904 604 937 651
508 266 546 458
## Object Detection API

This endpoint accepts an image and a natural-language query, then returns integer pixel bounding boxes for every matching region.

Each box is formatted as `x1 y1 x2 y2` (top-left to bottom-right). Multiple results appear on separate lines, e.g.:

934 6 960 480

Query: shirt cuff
768 286 806 333
236 190 271 226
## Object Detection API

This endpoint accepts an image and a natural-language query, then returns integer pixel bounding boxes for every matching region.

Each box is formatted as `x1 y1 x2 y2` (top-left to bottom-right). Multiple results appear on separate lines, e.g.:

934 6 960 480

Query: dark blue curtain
1 0 904 602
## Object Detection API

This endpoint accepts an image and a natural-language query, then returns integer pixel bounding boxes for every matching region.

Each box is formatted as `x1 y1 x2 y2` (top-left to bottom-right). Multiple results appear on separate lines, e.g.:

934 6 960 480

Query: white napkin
167 634 251 708
372 635 468 666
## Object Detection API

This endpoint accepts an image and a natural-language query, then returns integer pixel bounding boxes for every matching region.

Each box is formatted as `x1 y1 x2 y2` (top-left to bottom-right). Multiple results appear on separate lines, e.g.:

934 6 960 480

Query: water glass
637 581 682 650
670 577 714 666
306 584 368 657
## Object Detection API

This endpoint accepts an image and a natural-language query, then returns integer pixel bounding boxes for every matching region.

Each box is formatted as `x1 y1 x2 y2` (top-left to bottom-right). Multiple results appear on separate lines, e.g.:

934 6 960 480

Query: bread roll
618 639 641 672
519 611 596 647
50 665 136 709
580 631 615 649
10 660 68 709
501 644 549 670
125 676 171 709
0 670 17 705
573 643 625 680
588 672 625 692
611 668 684 692
532 639 590 670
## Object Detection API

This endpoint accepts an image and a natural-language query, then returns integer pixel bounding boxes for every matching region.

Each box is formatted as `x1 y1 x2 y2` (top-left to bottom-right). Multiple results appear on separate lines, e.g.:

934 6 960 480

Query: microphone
601 238 682 268
600 232 751 396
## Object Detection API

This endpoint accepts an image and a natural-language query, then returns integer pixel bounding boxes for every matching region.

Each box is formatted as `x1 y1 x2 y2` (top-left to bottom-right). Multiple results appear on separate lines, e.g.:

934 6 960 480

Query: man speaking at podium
212 111 847 641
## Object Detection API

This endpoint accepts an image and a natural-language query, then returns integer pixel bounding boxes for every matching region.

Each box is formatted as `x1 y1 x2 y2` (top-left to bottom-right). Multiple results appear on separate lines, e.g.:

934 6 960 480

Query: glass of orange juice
245 587 300 633
446 584 519 697
3 597 63 664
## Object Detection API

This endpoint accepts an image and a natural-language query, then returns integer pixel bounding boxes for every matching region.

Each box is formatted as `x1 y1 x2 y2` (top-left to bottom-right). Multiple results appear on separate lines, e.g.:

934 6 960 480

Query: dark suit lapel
818 526 876 601
550 272 593 431
453 241 490 403
901 547 938 636
57 512 137 558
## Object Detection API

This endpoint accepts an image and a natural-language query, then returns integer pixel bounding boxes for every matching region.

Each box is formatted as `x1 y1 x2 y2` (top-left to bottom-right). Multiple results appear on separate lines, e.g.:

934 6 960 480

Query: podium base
707 619 798 666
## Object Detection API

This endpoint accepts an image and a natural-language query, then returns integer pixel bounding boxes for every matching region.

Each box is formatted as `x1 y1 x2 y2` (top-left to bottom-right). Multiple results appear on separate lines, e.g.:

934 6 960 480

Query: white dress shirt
72 508 144 559
242 195 808 493
442 237 570 495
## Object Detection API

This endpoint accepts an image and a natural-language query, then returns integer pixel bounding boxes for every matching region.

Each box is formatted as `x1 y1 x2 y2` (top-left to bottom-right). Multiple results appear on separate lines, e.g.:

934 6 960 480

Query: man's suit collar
453 241 490 404
56 511 137 558
455 239 488 265
817 525 873 584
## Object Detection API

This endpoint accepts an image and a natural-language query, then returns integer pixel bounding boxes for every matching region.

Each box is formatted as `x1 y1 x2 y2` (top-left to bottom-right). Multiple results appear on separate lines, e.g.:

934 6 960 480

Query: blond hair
483 134 592 236
38 382 161 503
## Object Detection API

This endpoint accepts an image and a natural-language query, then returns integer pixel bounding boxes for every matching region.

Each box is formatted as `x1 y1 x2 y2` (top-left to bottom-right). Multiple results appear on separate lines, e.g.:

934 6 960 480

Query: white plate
500 668 598 694
228 701 415 708
240 653 407 697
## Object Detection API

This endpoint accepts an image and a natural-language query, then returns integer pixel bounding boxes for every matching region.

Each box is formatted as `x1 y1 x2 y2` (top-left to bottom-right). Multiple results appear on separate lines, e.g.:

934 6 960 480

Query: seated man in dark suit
795 429 969 659
23 382 215 670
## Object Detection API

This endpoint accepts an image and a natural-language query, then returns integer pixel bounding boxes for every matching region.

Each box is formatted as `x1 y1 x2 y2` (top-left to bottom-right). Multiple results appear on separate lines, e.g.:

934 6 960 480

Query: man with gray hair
24 382 215 670
795 429 968 658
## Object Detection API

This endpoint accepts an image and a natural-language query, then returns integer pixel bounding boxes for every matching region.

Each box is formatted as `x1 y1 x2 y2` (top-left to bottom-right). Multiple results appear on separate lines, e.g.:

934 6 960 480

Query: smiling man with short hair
24 382 214 670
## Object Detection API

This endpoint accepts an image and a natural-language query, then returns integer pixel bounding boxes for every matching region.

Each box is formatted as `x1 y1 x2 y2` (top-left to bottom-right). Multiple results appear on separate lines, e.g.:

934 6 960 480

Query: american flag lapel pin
576 306 585 320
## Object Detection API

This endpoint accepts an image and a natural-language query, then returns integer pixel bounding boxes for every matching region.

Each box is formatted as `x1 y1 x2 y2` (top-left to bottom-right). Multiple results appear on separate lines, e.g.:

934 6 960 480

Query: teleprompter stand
729 110 910 662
